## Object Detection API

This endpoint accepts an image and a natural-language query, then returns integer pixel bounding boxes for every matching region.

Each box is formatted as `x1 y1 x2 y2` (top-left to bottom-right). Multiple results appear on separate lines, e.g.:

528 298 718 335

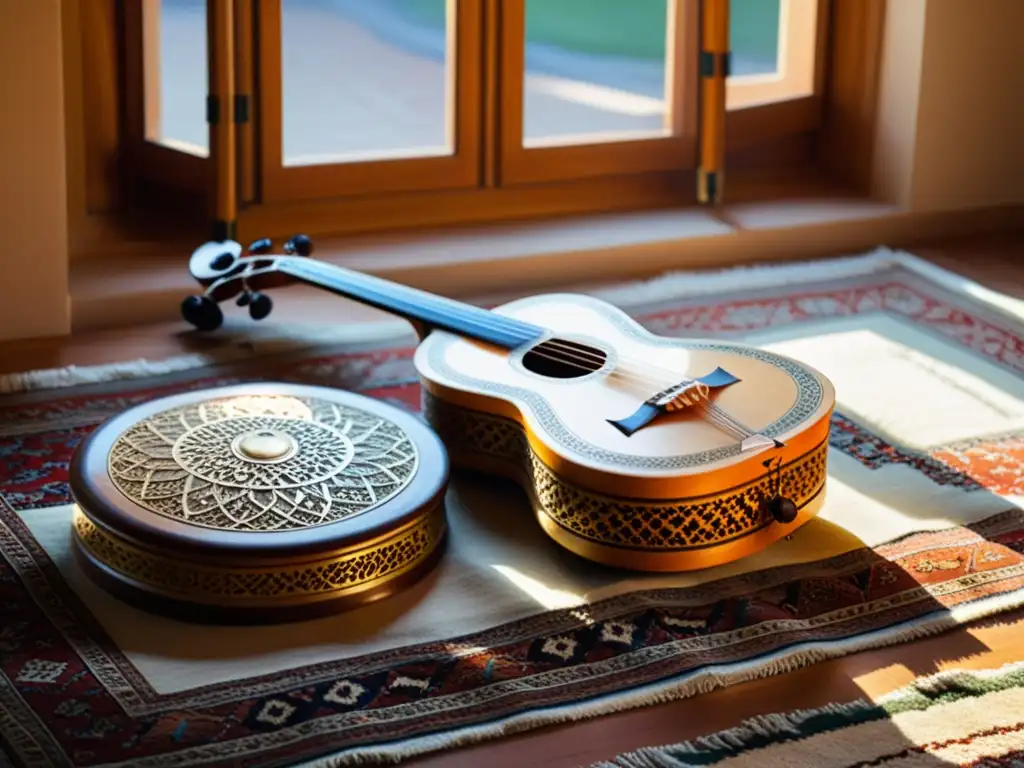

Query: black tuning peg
247 238 273 255
210 251 236 271
181 295 224 331
236 292 251 307
762 496 798 525
248 292 273 320
284 234 313 257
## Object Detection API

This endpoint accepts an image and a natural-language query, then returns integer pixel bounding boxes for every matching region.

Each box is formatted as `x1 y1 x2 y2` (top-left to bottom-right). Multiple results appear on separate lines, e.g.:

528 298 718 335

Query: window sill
70 196 1022 333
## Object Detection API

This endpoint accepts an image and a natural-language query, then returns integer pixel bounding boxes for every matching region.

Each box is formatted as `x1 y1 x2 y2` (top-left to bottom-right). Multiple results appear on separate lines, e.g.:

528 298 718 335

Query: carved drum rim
69 383 451 559
71 501 448 608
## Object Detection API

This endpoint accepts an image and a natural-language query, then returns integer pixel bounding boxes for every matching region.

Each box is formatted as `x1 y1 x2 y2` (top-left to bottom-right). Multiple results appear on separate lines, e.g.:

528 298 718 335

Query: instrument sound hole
522 338 607 379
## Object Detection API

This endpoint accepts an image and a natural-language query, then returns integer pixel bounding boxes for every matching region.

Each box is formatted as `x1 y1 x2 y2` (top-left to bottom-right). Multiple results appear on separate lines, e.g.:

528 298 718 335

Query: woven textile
597 663 1024 767
2 250 1023 767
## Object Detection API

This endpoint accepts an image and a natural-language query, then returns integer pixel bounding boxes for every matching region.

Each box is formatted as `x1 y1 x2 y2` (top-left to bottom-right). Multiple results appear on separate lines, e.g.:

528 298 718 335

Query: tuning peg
248 292 273 320
284 234 313 257
236 292 251 307
247 238 273 255
763 496 798 524
189 240 242 282
210 251 237 271
181 295 224 331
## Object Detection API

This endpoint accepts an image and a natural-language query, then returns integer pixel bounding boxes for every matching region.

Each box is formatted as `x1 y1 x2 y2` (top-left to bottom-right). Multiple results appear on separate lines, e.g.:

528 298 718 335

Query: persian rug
1 247 1023 767
596 662 1024 767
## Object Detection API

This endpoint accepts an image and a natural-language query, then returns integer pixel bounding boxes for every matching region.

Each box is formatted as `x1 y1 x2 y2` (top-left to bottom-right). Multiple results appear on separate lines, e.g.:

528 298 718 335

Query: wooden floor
1 232 1022 766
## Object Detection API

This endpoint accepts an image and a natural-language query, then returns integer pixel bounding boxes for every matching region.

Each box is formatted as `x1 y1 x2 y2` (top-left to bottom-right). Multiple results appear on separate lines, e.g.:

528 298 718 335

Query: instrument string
272 257 692 391
530 337 758 439
509 341 755 440
261 257 760 440
275 256 728 390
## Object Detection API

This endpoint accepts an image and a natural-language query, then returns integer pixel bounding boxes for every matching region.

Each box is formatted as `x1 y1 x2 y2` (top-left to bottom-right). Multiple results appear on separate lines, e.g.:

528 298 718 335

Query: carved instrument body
182 237 836 572
69 383 449 624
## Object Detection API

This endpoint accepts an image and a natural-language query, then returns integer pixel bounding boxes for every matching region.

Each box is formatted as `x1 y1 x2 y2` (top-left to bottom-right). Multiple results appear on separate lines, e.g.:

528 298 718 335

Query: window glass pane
281 0 452 167
730 0 781 77
146 0 209 157
522 0 670 147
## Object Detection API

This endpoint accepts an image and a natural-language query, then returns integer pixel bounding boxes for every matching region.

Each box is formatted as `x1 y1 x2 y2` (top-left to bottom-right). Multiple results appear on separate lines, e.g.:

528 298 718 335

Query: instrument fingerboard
279 258 546 349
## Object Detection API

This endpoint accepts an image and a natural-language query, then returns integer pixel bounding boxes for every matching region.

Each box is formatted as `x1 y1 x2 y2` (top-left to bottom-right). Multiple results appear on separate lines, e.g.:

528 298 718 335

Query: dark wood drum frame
69 383 450 625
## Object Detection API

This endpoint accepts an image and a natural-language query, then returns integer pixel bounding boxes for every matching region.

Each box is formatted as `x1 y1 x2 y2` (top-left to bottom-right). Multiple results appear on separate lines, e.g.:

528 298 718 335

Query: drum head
70 383 449 624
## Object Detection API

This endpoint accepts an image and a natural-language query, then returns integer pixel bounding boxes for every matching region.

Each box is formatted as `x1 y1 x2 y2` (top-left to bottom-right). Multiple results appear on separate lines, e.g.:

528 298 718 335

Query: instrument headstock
181 234 314 331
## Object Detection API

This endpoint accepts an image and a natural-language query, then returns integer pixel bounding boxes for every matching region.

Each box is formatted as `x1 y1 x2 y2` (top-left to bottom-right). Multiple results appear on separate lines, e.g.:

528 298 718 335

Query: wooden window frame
255 0 484 204
122 0 211 192
725 0 830 153
236 0 257 205
68 0 887 249
728 0 823 109
497 0 699 186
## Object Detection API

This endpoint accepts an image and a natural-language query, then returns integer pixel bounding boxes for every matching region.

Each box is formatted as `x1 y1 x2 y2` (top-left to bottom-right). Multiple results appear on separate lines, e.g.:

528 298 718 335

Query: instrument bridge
609 366 744 437
608 366 783 455
651 380 711 412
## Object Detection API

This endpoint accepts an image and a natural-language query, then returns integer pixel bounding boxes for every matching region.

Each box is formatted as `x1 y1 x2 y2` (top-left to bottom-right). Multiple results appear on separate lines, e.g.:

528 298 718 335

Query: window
725 0 829 155
729 0 823 109
257 0 481 203
123 0 212 188
70 0 880 246
499 0 697 184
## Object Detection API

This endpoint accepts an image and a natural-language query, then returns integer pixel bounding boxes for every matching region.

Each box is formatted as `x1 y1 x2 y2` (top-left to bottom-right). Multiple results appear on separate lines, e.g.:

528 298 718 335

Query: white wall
873 0 1024 211
0 0 71 342
911 0 1024 211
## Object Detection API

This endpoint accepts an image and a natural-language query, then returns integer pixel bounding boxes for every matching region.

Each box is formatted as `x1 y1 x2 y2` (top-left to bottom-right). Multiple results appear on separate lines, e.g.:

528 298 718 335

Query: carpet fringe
594 702 880 768
588 247 1024 325
596 660 1024 768
879 659 1024 702
7 245 1020 396
0 320 412 395
588 245 905 308
291 588 1024 768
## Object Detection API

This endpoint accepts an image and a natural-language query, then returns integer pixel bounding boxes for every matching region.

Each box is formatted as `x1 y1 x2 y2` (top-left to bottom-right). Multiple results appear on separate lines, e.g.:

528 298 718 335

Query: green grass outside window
399 0 780 65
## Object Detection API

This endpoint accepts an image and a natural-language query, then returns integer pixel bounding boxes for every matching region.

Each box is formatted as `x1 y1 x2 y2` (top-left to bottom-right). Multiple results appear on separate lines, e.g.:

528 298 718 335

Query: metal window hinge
208 95 250 125
697 168 722 205
206 95 220 125
234 94 251 124
212 219 237 242
699 50 732 78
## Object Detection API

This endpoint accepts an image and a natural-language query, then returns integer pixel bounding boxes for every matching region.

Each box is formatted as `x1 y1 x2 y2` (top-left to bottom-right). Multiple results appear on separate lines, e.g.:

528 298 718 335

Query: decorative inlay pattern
424 394 828 550
426 294 825 470
173 418 353 489
533 444 827 549
107 395 418 532
72 508 444 601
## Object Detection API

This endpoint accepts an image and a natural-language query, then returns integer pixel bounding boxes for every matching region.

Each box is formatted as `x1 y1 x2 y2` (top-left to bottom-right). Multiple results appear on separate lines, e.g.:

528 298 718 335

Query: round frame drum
69 383 449 624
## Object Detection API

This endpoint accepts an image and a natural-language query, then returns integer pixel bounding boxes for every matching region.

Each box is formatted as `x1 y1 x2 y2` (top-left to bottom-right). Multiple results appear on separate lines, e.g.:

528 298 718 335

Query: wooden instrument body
415 293 835 572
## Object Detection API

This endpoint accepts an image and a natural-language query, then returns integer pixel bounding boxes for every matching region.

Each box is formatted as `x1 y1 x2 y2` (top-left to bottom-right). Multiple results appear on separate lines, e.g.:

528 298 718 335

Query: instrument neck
278 258 545 349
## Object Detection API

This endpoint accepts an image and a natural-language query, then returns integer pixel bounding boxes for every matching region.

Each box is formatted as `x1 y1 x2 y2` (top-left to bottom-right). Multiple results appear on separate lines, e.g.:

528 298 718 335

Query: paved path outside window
154 0 773 162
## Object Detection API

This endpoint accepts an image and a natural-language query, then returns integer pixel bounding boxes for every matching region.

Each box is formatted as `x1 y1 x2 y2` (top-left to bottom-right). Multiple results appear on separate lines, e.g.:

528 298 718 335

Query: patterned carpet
1 249 1023 767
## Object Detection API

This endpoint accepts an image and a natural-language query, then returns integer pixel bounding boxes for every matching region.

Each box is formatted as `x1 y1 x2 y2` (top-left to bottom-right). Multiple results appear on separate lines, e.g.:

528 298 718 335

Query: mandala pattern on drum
106 395 418 532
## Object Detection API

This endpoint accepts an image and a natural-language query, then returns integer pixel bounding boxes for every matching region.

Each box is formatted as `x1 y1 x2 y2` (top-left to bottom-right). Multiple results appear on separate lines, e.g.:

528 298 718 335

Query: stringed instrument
181 235 835 572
